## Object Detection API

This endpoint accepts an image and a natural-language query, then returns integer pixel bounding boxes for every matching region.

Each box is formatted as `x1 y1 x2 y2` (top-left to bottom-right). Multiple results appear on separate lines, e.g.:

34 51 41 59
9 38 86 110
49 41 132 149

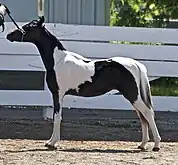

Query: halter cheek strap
19 27 26 42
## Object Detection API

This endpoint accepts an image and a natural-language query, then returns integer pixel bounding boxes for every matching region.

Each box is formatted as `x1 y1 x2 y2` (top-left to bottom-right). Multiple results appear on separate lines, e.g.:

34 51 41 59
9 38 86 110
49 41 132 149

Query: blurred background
2 0 178 96
2 0 178 28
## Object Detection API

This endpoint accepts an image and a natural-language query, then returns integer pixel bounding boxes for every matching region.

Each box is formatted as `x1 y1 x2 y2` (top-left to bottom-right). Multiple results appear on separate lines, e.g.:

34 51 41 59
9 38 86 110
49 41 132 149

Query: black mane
43 26 66 51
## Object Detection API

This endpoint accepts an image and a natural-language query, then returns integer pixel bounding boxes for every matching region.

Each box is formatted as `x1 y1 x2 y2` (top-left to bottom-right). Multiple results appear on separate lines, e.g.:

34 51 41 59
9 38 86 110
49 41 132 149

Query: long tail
136 63 153 110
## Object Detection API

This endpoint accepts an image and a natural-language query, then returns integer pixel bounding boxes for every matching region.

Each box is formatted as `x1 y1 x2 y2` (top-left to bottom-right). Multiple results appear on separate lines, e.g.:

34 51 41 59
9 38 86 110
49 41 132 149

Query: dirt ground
0 108 178 165
0 140 178 165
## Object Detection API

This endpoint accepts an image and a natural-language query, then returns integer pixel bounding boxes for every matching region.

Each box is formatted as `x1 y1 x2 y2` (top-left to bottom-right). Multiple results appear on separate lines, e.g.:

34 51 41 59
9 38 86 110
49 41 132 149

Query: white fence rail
0 22 178 112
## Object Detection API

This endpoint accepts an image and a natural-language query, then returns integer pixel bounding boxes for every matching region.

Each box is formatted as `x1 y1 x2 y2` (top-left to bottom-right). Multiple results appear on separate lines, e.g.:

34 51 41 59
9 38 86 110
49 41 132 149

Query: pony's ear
37 16 45 26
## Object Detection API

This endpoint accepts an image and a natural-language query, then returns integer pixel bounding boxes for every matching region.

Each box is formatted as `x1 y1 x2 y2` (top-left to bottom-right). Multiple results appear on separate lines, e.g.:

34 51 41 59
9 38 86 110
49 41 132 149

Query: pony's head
7 16 45 43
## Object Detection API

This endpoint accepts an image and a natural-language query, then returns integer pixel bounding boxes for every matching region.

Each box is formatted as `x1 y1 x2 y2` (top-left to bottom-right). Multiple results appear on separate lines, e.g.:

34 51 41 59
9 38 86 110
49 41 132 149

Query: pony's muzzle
6 33 13 42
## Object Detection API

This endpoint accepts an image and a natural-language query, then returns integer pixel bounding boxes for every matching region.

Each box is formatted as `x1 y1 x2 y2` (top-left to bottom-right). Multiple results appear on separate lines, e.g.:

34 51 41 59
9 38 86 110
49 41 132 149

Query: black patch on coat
6 21 67 116
65 59 138 104
33 27 66 115
82 59 91 63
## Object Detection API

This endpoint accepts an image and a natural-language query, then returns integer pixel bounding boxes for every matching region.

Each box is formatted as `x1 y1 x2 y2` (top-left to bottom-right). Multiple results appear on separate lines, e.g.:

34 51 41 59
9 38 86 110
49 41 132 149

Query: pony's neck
43 27 66 51
34 37 58 71
33 28 66 71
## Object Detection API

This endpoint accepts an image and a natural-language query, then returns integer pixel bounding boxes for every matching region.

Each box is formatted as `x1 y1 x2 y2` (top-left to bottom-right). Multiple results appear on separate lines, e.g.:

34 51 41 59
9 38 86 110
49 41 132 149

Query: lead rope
0 4 25 34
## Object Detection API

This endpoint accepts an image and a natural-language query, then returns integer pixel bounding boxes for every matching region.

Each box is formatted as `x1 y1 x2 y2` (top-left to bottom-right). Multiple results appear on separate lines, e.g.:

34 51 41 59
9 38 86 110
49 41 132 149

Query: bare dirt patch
0 140 178 165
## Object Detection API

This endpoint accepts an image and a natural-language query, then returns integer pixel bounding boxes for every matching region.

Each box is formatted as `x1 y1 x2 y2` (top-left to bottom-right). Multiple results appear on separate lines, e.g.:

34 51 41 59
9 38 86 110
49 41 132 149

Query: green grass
150 77 178 96
151 86 178 96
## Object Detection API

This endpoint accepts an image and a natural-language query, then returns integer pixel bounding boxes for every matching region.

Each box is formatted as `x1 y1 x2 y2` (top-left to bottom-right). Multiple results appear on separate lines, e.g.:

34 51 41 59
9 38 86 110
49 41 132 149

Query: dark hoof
152 147 160 152
45 143 57 150
138 146 146 151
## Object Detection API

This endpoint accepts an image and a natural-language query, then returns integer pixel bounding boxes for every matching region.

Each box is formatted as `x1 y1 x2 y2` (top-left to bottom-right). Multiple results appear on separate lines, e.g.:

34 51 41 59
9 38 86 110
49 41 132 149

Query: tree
110 0 178 28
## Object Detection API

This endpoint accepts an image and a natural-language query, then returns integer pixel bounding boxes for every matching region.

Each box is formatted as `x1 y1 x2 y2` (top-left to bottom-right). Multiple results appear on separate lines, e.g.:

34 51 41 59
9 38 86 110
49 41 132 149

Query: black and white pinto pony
6 16 161 151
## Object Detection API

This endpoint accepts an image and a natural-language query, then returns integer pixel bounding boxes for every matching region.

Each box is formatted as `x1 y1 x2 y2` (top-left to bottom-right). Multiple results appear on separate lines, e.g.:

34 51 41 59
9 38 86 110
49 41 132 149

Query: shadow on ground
4 148 142 154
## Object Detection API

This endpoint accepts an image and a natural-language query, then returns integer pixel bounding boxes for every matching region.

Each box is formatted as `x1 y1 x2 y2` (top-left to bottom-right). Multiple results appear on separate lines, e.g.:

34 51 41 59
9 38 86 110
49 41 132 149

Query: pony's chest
55 57 95 90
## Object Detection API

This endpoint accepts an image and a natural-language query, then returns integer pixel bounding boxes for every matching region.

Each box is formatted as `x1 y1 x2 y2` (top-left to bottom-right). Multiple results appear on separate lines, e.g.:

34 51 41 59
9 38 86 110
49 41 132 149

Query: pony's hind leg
134 99 161 151
135 110 149 150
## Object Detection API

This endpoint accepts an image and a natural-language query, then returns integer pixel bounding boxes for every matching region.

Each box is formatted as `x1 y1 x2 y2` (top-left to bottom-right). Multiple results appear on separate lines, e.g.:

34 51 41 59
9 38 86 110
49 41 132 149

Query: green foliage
110 0 178 27
110 1 178 96
151 78 178 96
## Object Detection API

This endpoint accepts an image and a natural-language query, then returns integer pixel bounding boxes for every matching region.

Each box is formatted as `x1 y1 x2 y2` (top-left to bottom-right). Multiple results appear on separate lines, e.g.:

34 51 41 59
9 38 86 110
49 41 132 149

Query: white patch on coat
110 56 141 82
53 48 147 99
110 57 147 101
53 48 95 94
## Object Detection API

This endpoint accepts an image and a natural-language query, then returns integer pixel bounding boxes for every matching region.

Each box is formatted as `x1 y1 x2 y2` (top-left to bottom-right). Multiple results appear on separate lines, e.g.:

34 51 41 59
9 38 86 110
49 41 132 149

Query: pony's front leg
45 92 63 150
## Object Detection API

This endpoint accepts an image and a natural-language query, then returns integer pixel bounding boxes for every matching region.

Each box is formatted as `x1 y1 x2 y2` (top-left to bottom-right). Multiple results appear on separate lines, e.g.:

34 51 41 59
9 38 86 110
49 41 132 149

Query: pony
6 16 161 151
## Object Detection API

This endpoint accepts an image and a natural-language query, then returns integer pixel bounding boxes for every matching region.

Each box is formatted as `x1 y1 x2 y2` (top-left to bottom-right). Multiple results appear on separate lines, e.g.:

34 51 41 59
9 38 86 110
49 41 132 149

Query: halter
19 29 26 41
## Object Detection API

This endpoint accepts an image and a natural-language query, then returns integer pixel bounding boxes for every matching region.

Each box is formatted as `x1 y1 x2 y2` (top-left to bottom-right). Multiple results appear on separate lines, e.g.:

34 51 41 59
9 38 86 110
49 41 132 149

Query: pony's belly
65 79 114 97
65 85 113 97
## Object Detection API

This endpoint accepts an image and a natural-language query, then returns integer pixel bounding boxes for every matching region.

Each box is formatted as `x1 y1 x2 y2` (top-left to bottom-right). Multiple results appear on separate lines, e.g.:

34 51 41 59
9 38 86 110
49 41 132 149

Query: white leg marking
135 110 149 149
46 95 63 147
134 99 161 149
